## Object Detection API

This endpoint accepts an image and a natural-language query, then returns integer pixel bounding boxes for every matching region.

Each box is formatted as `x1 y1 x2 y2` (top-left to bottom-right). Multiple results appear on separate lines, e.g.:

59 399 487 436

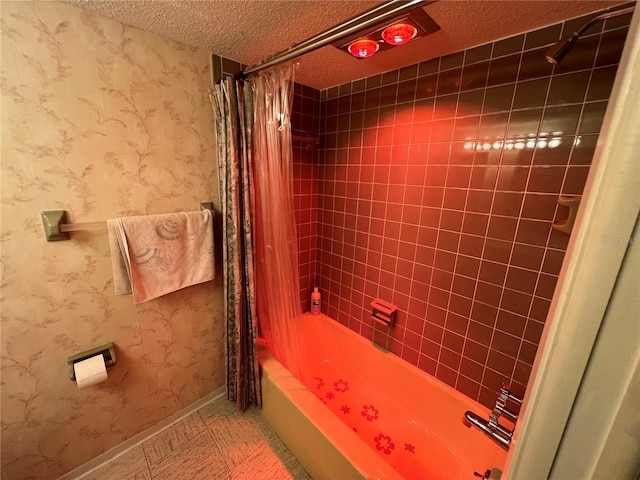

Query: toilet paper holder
67 343 116 381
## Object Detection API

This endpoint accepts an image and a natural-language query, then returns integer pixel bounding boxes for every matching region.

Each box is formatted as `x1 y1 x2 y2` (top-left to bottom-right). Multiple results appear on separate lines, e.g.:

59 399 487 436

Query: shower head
545 33 579 64
545 1 636 65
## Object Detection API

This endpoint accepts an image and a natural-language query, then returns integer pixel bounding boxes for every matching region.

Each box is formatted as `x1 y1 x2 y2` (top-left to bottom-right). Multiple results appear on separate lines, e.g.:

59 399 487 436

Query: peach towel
107 210 214 304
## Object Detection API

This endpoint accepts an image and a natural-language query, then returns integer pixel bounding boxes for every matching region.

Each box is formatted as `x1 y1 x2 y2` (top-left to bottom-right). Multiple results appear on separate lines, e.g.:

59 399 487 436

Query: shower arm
545 1 636 64
574 2 635 37
243 0 434 76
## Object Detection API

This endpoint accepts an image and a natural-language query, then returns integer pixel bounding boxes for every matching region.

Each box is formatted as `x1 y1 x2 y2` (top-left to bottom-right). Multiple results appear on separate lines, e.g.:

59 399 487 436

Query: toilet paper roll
74 354 108 390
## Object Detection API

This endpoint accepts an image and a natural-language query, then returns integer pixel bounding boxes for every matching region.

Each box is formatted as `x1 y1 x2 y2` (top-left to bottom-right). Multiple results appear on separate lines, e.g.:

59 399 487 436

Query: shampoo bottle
311 287 321 316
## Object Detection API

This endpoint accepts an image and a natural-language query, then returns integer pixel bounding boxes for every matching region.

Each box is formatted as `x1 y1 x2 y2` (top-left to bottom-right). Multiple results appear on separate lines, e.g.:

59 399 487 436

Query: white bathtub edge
259 347 403 480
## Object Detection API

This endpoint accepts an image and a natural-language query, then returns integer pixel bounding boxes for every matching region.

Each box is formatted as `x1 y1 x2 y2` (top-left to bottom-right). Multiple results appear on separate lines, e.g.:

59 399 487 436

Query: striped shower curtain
211 76 261 410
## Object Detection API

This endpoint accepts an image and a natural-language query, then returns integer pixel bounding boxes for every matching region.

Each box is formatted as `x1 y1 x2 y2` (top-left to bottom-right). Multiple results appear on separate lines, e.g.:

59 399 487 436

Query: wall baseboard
58 386 226 480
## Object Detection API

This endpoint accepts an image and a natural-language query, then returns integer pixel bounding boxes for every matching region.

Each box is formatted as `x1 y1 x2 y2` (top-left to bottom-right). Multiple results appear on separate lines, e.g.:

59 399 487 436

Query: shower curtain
211 63 307 409
251 64 308 385
211 76 261 410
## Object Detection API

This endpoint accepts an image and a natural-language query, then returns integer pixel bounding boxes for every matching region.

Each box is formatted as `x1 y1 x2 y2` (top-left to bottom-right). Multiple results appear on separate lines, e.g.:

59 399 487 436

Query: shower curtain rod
243 0 434 76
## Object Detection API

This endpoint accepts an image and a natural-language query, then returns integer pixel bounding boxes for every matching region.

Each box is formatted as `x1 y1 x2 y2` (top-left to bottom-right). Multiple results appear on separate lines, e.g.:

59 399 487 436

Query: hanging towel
107 210 214 304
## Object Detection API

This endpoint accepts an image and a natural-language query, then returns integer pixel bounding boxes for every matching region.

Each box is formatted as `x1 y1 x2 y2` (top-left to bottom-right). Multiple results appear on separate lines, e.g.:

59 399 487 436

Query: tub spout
463 411 511 450
462 413 473 428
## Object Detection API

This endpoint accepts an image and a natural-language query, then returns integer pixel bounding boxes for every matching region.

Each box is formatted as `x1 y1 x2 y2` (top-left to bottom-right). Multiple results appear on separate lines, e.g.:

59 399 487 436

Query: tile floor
81 396 311 480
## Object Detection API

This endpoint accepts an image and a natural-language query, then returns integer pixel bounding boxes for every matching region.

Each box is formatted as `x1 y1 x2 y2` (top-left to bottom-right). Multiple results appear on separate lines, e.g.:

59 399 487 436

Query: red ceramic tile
466 190 494 213
413 98 435 122
431 119 456 143
479 260 508 286
446 166 472 188
436 364 458 388
483 84 515 113
496 166 530 191
475 281 502 307
535 273 559 300
463 341 490 366
511 243 545 271
518 47 555 81
307 18 623 404
579 101 608 134
450 294 473 318
546 71 590 105
453 115 481 141
524 318 545 344
440 347 463 371
433 94 459 120
496 309 527 338
452 272 477 297
434 249 456 271
500 288 533 317
542 248 565 276
437 68 463 96
518 340 538 365
521 193 559 220
507 108 543 137
587 65 618 101
513 361 532 386
595 28 628 67
455 255 481 278
458 90 485 116
440 209 464 231
415 70 438 97
470 166 499 190
491 329 521 358
460 61 490 91
527 166 566 193
492 192 523 217
462 213 490 236
443 188 468 212
487 348 516 377
487 53 520 86
505 266 539 295
457 375 481 401
478 112 509 139
513 78 550 110
487 215 518 242
428 143 451 165
468 318 494 343
540 105 582 136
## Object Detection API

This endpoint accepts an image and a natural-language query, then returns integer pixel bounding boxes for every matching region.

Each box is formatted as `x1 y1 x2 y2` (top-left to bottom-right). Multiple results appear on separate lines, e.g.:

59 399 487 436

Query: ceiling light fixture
348 38 380 58
381 23 417 45
334 7 440 60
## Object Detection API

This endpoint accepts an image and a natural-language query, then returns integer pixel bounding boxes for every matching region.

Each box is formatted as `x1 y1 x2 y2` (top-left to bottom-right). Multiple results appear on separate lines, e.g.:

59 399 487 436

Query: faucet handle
474 469 492 480
500 384 523 406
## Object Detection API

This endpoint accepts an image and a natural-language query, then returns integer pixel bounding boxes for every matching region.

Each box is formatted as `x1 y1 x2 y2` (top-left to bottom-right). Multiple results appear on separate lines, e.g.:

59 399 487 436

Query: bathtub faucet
463 384 522 450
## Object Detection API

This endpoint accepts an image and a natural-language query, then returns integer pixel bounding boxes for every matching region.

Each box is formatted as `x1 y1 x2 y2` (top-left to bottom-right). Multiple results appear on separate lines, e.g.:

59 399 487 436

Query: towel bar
41 202 215 241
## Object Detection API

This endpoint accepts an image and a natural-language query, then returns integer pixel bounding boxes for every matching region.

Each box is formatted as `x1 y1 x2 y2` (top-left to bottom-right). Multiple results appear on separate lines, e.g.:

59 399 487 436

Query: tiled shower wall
292 84 321 310
308 11 630 407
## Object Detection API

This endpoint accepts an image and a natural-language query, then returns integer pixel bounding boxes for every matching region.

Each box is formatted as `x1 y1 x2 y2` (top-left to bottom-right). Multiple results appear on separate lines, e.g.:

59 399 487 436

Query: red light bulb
382 23 417 45
348 39 379 58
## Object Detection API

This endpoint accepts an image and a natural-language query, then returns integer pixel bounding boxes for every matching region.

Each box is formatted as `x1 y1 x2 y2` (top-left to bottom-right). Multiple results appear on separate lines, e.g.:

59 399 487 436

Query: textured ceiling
65 0 626 89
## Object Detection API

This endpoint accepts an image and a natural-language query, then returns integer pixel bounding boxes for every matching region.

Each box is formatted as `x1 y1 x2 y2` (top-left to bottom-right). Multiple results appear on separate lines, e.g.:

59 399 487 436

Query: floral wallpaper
0 2 223 479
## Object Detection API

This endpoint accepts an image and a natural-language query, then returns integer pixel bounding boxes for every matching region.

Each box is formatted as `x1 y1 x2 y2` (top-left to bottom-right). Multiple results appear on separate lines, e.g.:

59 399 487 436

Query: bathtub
258 312 507 480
